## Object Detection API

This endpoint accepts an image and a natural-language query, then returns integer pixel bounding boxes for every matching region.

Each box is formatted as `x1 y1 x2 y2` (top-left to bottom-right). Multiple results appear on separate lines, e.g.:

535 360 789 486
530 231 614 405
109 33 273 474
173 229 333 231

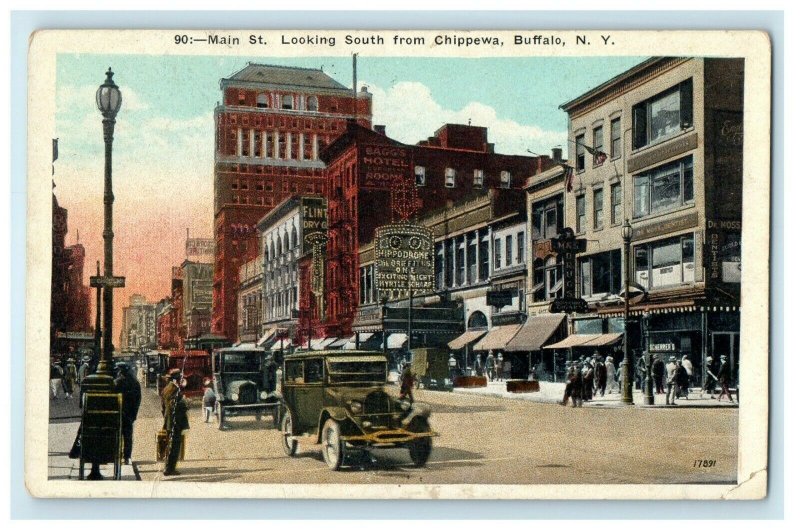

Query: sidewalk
453 380 739 409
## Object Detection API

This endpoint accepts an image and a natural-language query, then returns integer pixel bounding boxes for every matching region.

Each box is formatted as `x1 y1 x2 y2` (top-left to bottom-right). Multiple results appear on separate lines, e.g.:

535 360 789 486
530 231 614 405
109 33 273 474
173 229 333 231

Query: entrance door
711 332 739 387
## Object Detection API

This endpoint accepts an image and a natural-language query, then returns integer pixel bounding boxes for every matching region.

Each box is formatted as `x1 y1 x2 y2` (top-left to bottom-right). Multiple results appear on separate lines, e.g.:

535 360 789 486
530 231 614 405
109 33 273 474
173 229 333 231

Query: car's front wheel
281 411 297 457
321 419 345 471
408 419 433 467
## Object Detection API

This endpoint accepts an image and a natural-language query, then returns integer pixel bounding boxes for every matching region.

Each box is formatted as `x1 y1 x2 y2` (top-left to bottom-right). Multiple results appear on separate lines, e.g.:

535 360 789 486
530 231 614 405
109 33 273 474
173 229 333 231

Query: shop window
445 167 456 188
576 194 586 233
575 134 586 172
633 79 693 149
633 156 694 218
610 118 622 159
435 243 445 289
578 250 621 297
611 183 622 225
634 234 695 290
415 166 426 187
593 187 604 230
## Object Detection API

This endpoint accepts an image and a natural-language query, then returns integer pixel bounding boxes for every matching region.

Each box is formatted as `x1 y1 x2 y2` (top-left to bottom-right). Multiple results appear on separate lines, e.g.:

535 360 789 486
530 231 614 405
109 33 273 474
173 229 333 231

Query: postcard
26 29 770 499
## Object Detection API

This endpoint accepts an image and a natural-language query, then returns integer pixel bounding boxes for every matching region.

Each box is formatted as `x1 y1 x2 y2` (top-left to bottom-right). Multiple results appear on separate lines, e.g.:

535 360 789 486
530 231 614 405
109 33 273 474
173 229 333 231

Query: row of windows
235 128 323 161
239 92 321 112
574 78 694 172
574 182 623 234
414 167 512 189
265 228 299 262
264 287 298 320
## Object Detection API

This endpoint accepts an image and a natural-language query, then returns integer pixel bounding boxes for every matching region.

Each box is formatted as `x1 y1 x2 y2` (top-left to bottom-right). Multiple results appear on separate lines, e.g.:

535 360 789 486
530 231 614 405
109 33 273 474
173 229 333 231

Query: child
202 379 216 423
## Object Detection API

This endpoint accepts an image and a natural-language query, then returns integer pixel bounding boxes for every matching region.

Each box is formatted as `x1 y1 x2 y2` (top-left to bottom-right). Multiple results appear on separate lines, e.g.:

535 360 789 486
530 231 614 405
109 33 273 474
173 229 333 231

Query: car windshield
222 353 261 373
326 360 387 385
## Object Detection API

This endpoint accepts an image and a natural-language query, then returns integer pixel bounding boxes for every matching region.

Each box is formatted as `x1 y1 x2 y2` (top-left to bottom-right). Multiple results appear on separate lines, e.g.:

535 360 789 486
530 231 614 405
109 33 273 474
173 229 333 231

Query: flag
563 164 575 192
584 144 608 165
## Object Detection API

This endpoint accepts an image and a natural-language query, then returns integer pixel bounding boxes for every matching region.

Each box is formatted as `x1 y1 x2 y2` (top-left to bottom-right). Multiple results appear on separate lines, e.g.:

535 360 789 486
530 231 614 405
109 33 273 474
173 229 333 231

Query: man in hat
593 352 607 397
605 356 618 394
49 359 63 399
704 356 718 397
665 356 679 405
399 362 415 404
681 355 694 398
202 379 216 423
561 361 582 407
486 351 496 382
162 370 189 476
63 358 78 399
651 354 665 394
114 363 142 465
717 355 735 402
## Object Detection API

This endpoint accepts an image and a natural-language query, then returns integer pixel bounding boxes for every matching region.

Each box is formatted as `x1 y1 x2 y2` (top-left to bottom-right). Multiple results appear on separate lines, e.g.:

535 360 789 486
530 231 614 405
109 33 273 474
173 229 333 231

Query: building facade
182 260 213 339
119 294 157 351
237 256 264 344
212 63 372 341
557 57 743 386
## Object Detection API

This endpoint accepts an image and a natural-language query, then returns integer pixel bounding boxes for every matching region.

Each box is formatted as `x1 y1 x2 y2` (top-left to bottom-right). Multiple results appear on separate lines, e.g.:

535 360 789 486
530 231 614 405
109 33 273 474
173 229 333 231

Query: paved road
125 386 737 485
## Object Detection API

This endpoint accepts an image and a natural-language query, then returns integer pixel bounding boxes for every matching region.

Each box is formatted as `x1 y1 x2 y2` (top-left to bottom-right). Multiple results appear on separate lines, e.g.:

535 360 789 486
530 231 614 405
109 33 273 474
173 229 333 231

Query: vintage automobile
280 350 436 471
410 347 455 392
142 350 169 388
212 345 282 430
157 349 212 399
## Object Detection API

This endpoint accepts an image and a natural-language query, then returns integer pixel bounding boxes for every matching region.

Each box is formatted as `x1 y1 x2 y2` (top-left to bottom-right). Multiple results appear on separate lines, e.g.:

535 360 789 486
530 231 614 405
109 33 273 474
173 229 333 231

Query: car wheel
321 419 345 471
408 419 433 467
281 412 297 457
216 403 225 431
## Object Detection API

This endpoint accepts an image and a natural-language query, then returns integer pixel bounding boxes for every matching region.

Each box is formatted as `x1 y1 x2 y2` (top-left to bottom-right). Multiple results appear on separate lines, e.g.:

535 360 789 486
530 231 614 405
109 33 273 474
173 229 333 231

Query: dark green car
280 350 436 471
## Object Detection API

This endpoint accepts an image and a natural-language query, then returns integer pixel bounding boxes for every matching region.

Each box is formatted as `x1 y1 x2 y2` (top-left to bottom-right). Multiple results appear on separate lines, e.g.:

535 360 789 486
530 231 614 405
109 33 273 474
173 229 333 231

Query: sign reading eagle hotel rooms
358 144 411 188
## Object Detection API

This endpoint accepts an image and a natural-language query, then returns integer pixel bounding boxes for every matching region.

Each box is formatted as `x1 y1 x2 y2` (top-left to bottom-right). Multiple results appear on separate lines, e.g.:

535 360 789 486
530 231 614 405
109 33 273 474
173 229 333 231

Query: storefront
504 314 566 380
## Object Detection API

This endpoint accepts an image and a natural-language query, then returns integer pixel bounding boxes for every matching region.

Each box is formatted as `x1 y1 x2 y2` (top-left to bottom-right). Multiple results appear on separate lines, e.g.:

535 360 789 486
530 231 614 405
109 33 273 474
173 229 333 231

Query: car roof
217 346 266 354
284 349 387 361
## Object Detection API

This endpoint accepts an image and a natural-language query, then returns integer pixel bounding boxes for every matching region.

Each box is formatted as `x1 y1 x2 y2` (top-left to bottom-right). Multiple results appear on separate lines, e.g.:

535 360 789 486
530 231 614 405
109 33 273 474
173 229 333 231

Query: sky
53 53 644 337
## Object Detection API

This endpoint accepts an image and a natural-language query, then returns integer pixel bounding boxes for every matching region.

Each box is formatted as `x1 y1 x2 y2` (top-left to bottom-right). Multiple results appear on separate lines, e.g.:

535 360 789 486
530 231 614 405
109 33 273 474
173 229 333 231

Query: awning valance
505 314 566 352
544 333 623 349
387 333 408 350
328 336 353 349
473 324 522 352
256 327 277 347
582 332 623 347
448 330 487 350
311 337 338 350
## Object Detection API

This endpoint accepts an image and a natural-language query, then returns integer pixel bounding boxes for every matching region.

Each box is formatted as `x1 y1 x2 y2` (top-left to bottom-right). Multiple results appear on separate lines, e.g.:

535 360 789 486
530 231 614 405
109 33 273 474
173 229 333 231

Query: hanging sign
374 222 434 298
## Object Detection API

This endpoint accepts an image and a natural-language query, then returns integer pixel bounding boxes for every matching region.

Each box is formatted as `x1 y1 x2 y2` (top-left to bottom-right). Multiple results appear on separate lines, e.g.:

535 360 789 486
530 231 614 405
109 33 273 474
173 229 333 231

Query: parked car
142 350 169 388
280 350 436 471
212 345 281 430
410 347 455 391
157 349 212 399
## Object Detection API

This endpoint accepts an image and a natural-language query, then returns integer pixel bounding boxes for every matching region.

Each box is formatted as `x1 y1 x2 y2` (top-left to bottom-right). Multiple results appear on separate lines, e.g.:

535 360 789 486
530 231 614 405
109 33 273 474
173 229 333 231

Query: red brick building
306 122 554 341
156 267 185 350
212 63 372 340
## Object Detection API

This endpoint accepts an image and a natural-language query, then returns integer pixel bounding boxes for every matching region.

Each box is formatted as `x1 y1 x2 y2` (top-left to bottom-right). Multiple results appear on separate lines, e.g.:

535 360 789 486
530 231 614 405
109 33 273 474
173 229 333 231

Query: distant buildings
119 294 156 350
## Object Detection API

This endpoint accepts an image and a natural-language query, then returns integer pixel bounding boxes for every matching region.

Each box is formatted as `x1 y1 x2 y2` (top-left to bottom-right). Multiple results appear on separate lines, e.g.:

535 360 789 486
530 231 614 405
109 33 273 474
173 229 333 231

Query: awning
311 337 338 350
544 333 623 349
328 336 353 349
256 327 277 347
448 330 487 350
505 314 566 352
386 333 408 350
473 324 522 352
344 332 373 350
270 338 289 351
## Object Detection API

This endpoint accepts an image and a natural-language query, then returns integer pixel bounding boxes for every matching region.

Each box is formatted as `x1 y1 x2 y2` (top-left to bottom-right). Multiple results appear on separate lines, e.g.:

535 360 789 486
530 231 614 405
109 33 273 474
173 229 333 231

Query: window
479 235 489 280
575 134 586 172
473 169 484 188
281 94 294 110
516 232 525 264
308 96 319 112
415 166 426 187
253 130 262 157
576 194 586 233
456 240 465 285
435 243 445 289
634 234 695 290
611 183 622 225
611 118 622 158
531 196 564 240
593 125 604 165
593 188 604 230
579 250 622 297
505 235 512 267
533 256 563 302
445 168 456 188
633 79 693 148
633 156 694 218
305 359 323 383
257 94 268 108
500 171 511 189
467 234 477 283
494 238 501 269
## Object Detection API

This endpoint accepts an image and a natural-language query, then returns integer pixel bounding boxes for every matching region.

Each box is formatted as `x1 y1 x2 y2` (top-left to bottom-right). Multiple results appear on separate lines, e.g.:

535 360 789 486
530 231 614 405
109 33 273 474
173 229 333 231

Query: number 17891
694 459 716 468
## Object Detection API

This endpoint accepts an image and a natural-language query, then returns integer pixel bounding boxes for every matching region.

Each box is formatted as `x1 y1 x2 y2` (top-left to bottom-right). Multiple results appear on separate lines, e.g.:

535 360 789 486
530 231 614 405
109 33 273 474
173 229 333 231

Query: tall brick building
212 63 372 340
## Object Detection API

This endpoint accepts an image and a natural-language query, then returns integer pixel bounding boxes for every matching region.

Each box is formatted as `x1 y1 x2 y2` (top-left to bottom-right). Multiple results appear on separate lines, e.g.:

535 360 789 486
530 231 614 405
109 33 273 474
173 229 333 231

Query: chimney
552 147 563 163
373 125 386 135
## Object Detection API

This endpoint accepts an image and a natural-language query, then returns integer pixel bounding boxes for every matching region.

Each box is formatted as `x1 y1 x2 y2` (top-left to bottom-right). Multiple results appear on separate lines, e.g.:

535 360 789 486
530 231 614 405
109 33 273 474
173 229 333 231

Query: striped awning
256 327 277 347
544 333 622 349
311 337 338 350
505 314 566 352
448 330 487 350
328 336 353 349
386 333 408 350
473 324 522 352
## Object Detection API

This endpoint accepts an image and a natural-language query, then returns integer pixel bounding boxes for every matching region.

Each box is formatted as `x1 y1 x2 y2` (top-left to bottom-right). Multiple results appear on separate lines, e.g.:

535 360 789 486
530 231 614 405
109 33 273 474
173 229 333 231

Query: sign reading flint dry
300 197 328 295
358 144 411 189
375 223 434 297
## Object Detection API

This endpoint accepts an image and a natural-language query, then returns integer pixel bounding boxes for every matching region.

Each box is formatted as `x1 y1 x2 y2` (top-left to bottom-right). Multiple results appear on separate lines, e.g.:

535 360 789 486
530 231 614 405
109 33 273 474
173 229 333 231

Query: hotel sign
358 144 411 189
631 212 698 242
375 222 434 297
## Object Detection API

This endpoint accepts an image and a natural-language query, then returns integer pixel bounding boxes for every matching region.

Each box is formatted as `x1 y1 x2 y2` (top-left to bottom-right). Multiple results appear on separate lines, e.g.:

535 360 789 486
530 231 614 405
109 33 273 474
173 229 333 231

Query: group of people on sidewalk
560 352 618 407
49 356 91 400
473 350 508 382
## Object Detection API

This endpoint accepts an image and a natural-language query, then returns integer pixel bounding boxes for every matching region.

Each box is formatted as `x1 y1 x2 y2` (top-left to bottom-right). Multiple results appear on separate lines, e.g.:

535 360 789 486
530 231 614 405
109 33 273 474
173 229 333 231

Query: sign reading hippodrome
374 223 434 296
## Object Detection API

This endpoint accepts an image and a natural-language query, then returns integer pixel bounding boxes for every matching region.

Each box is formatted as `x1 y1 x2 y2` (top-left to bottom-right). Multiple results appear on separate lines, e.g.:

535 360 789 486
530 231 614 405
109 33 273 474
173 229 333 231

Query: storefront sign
300 197 328 256
186 238 214 257
627 132 698 173
549 298 589 314
358 144 412 189
548 228 588 314
375 222 434 296
487 290 515 308
706 220 741 284
632 211 698 242
650 342 676 352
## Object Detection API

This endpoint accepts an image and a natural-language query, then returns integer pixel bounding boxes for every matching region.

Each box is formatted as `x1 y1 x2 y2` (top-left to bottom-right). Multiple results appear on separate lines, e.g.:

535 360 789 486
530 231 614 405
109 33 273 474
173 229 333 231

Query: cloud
367 81 565 156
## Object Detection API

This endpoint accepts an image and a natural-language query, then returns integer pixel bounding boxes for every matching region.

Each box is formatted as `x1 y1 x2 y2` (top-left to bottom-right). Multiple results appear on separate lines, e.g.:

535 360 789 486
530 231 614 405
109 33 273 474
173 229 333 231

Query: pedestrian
605 356 617 393
399 362 415 404
704 356 718 397
49 359 63 399
486 351 496 382
202 379 216 423
77 356 91 386
161 368 182 417
665 356 678 405
651 354 665 394
473 354 483 377
717 355 735 402
448 354 459 382
163 373 189 477
635 353 647 391
681 355 694 397
63 358 78 399
594 353 607 397
582 360 594 402
561 361 581 407
114 363 142 465
675 358 690 400
497 352 505 382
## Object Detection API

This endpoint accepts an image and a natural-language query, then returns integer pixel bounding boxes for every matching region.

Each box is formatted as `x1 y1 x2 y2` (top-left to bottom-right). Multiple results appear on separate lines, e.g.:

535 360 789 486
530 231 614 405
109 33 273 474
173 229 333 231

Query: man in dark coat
651 355 665 394
675 360 690 400
582 361 594 401
399 362 415 404
594 353 607 397
114 363 142 465
717 355 735 402
561 361 581 407
163 371 189 476
704 356 718 397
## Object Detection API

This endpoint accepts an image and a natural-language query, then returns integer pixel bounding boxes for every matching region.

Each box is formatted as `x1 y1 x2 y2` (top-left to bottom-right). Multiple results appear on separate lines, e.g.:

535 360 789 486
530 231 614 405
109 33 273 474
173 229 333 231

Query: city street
50 384 738 485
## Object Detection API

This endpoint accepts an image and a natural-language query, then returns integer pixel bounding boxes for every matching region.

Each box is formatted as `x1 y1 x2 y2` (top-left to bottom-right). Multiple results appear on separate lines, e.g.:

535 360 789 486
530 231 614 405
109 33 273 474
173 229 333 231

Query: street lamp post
620 219 634 405
642 311 654 405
